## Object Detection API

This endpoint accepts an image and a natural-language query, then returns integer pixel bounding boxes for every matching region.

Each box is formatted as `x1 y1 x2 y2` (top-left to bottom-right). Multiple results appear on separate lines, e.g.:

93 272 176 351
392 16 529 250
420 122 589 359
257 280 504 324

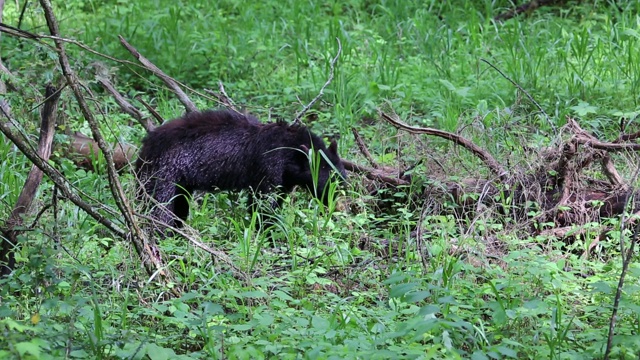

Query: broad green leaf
146 343 177 360
15 342 42 358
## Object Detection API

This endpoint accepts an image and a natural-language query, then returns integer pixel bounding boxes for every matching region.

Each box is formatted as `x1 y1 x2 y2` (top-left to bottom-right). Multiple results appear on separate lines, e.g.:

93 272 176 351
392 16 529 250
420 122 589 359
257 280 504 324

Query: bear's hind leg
173 186 191 228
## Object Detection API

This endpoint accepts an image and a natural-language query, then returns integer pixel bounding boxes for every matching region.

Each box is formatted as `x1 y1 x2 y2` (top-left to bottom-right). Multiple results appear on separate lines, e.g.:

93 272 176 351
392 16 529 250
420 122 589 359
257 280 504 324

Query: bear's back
139 110 260 157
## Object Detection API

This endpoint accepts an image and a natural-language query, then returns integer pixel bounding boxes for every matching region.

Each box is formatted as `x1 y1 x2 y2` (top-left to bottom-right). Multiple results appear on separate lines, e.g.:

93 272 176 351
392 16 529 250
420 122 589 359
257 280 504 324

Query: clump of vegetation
1 0 640 359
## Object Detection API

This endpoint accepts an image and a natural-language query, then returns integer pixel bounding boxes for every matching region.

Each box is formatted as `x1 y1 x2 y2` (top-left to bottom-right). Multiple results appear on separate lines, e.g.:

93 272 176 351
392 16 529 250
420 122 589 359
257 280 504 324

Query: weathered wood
119 35 198 114
65 132 136 171
1 85 60 275
40 0 175 291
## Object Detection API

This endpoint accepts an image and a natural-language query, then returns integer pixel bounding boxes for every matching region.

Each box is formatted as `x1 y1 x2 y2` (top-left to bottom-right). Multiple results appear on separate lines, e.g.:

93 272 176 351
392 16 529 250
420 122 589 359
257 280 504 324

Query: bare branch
351 128 379 169
605 166 640 359
379 110 508 181
1 84 60 275
135 95 164 125
480 58 555 133
96 75 155 132
567 117 640 152
203 81 240 113
118 35 198 114
617 129 640 143
293 38 341 124
0 22 217 113
601 154 624 188
343 160 410 186
39 0 174 287
575 136 640 151
0 61 17 92
138 213 250 284
0 21 143 68
0 107 126 236
0 4 10 117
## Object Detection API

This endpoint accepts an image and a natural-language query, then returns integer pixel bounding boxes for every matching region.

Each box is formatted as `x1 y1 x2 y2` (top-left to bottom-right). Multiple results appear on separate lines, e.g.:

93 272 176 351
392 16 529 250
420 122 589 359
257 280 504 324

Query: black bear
135 109 346 231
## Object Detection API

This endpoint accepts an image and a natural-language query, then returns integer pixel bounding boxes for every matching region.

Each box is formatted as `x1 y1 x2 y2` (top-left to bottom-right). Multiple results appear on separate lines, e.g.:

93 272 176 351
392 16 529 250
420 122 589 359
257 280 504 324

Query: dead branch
617 129 640 143
0 21 216 113
137 213 250 284
576 136 640 152
556 139 578 208
0 21 39 40
118 35 198 114
0 2 10 118
40 0 174 289
95 73 155 132
0 21 144 69
134 95 164 124
1 84 60 276
0 61 17 92
0 108 126 238
351 128 379 169
605 165 640 360
204 82 240 113
379 110 508 181
480 58 554 133
293 38 341 124
565 117 627 188
67 132 136 171
567 117 640 152
343 160 409 186
601 154 624 188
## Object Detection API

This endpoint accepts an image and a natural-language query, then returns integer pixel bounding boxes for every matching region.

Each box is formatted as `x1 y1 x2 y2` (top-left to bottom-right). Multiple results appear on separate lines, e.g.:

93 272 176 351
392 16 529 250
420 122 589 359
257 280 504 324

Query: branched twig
95 74 155 132
40 0 175 289
218 82 237 110
293 38 341 124
0 21 219 113
379 110 508 181
118 35 198 114
480 58 555 133
0 21 143 68
137 214 250 284
604 169 640 359
204 82 240 113
0 107 126 236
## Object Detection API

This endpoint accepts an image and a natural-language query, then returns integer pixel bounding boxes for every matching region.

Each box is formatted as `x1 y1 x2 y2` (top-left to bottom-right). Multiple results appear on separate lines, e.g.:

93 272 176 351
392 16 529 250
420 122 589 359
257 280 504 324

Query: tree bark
0 0 11 117
39 0 174 288
1 85 60 275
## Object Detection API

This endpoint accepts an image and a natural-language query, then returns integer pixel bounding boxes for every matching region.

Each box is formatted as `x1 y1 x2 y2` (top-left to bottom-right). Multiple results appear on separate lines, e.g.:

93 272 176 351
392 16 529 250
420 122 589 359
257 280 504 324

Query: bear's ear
300 144 310 154
329 139 338 154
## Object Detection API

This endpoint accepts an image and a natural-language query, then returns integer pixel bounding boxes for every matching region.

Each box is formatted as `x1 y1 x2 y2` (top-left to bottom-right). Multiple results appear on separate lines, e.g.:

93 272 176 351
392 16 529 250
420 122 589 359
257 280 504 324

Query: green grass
2 0 640 359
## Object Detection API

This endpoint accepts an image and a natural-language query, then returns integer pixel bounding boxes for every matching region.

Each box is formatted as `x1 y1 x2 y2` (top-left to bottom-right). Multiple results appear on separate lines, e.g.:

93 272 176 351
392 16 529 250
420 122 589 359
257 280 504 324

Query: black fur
135 110 346 230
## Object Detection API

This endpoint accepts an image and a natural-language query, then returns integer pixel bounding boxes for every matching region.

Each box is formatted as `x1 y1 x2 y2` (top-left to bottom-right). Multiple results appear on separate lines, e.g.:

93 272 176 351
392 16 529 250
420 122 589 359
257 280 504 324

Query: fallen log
62 132 136 171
